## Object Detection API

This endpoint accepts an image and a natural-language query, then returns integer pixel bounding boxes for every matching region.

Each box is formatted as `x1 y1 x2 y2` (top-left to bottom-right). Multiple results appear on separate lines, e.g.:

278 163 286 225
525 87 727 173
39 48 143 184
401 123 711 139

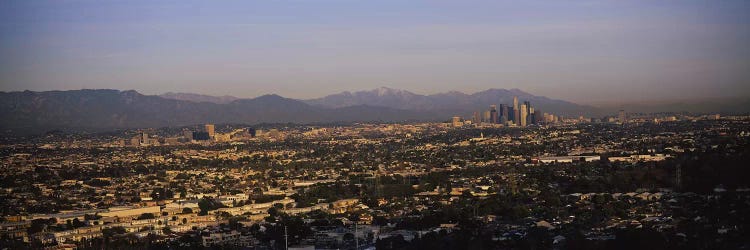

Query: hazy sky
1 1 749 104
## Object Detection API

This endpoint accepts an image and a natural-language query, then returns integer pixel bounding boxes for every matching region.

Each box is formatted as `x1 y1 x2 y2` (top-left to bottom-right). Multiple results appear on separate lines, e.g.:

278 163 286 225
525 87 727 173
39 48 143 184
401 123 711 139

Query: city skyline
2 1 749 104
2 2 749 249
1 87 745 136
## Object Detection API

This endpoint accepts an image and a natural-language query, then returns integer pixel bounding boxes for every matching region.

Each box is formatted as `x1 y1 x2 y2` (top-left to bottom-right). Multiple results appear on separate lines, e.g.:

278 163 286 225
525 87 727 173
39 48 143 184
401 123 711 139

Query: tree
72 218 85 228
137 213 155 220
198 198 225 215
27 219 49 235
268 207 279 217
522 226 552 249
102 226 126 238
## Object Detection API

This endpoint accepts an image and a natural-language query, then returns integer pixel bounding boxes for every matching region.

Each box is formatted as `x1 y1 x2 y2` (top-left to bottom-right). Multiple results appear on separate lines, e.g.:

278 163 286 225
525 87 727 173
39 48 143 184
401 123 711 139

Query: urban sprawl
2 97 749 249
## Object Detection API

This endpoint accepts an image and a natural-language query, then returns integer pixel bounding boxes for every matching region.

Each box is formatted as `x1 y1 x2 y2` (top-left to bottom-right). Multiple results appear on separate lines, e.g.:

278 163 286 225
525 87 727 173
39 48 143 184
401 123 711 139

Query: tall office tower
483 110 491 123
528 106 534 124
618 110 627 123
524 101 532 125
141 132 149 144
183 130 193 140
472 112 481 124
513 96 519 124
490 105 498 124
205 124 215 137
499 104 508 124
520 104 528 127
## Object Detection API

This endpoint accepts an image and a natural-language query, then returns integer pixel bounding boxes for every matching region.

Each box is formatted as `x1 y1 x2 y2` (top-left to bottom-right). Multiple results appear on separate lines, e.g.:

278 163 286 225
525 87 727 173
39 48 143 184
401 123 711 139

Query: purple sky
1 1 748 104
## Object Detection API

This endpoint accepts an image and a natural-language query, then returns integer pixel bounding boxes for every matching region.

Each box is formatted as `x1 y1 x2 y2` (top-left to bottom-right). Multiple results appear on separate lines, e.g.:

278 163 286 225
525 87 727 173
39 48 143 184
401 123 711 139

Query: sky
1 1 749 104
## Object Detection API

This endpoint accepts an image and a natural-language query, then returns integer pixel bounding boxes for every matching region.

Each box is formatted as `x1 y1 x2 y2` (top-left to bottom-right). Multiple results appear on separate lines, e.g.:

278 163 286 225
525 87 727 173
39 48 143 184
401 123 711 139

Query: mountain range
304 87 598 116
0 87 607 135
159 92 239 104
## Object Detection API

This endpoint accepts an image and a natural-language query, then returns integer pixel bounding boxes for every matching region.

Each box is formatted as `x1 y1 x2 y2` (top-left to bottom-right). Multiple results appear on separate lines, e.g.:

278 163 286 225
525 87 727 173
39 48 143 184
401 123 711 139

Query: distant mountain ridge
0 87 605 134
158 87 596 115
159 87 599 117
2 87 742 135
160 92 239 104
304 87 600 117
0 89 434 135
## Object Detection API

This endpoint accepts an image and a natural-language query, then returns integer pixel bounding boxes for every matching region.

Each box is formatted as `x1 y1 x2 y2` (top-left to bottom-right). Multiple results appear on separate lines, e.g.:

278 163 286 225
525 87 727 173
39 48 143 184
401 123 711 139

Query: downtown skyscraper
513 96 520 125
520 103 528 127
467 95 554 127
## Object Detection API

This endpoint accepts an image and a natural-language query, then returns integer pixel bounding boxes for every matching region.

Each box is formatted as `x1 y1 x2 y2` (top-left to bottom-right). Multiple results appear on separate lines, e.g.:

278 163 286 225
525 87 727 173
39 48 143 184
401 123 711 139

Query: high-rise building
205 124 215 137
618 110 627 124
183 130 193 140
522 101 531 125
472 112 481 124
141 132 149 144
513 96 519 125
520 104 528 127
499 104 508 124
483 111 491 123
490 105 498 124
528 106 535 125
